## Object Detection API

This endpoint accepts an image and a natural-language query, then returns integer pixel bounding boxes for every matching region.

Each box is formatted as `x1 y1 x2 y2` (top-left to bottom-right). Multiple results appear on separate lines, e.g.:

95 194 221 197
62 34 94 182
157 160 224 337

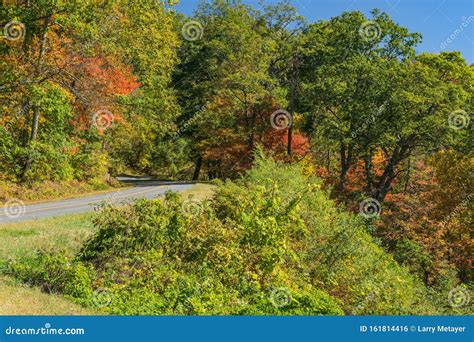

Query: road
0 178 195 224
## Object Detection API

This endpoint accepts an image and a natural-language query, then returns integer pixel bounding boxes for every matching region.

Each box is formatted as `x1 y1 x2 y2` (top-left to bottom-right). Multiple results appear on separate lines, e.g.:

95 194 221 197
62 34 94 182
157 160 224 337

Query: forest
0 0 472 315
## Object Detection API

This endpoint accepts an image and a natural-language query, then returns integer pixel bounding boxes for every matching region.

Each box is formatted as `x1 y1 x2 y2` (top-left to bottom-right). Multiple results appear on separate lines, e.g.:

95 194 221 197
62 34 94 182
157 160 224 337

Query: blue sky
174 0 474 64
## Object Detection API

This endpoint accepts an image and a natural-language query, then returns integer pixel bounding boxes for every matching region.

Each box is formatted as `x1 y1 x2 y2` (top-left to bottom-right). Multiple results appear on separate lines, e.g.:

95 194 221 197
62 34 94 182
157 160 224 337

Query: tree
0 0 181 181
379 149 473 285
262 1 305 156
299 10 473 203
173 0 288 179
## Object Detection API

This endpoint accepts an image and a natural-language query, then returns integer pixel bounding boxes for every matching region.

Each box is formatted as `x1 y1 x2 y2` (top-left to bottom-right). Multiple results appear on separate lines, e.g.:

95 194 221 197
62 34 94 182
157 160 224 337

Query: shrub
213 153 437 314
8 154 437 315
9 251 94 300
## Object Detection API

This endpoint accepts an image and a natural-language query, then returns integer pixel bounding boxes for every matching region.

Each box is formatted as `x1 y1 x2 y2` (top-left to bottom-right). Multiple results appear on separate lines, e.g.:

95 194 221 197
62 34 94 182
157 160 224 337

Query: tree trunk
38 17 49 65
30 105 39 142
20 99 31 147
364 149 375 194
29 16 49 144
403 158 412 193
374 156 396 202
374 143 411 202
287 117 293 156
339 143 353 192
248 108 256 151
326 150 331 173
20 105 40 181
287 56 299 156
287 81 294 155
101 137 107 153
20 16 50 180
207 160 216 180
374 135 416 203
192 155 203 181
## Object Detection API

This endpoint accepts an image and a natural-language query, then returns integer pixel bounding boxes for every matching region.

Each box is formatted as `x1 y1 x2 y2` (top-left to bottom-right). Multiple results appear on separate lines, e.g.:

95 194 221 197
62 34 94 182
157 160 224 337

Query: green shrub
8 153 438 315
9 250 94 300
212 154 437 314
70 146 110 184
21 143 74 182
0 127 21 182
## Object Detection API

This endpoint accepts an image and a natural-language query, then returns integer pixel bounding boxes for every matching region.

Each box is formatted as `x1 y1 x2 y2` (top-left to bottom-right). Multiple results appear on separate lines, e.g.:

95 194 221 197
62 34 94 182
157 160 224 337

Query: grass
0 276 95 315
0 179 126 204
0 184 214 315
179 183 215 201
0 213 95 261
0 213 96 315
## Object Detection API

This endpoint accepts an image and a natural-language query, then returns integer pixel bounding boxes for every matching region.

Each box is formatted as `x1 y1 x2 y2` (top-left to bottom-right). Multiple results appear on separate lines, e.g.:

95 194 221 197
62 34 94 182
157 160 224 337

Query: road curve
0 179 195 224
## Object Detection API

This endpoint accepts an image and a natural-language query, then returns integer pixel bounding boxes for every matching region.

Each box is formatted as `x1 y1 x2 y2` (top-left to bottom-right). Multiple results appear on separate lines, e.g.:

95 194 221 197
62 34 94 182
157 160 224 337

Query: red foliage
82 56 140 96
64 53 141 132
261 128 310 157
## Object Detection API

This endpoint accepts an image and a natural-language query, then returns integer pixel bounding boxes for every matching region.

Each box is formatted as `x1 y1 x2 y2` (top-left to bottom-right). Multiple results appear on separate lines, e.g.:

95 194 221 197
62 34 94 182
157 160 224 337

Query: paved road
0 178 195 224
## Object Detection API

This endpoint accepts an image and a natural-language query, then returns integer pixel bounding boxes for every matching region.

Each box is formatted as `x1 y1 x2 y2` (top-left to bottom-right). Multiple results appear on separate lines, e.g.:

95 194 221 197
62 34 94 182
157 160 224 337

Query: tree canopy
1 0 472 315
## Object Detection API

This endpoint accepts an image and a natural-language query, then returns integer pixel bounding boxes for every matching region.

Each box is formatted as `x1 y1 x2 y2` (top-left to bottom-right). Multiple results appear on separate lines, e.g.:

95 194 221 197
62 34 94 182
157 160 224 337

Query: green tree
299 10 473 202
173 0 288 179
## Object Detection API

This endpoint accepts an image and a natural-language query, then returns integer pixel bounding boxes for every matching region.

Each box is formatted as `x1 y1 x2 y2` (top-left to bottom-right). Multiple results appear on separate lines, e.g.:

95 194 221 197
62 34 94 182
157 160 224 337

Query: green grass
0 179 127 204
0 213 95 261
179 183 215 201
0 184 214 315
0 213 97 315
0 276 95 315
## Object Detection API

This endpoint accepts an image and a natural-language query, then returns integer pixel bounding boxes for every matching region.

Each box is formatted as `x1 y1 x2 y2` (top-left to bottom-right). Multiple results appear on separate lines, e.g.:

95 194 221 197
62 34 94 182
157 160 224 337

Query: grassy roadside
0 213 95 261
0 180 130 206
1 180 213 206
0 276 96 315
178 183 215 202
0 184 214 315
0 213 97 315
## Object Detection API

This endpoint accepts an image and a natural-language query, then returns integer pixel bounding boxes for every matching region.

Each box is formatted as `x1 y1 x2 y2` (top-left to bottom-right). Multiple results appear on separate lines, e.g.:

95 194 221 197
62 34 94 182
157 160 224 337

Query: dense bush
213 153 438 314
8 154 439 315
11 251 94 301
